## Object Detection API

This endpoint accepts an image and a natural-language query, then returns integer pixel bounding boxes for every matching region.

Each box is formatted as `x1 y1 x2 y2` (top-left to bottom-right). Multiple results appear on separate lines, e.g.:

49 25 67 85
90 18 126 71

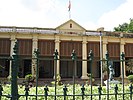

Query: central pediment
56 19 86 34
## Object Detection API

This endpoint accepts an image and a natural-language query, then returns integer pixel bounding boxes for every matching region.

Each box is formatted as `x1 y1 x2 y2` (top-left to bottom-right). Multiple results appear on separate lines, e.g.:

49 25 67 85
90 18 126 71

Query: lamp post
97 27 104 86
71 50 77 100
53 49 58 100
11 41 19 100
34 49 40 100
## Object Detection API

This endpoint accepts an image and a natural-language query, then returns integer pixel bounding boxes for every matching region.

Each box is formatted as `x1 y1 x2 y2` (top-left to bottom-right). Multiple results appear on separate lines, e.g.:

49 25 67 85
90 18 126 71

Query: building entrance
39 59 54 78
0 58 9 77
23 59 31 77
60 58 82 78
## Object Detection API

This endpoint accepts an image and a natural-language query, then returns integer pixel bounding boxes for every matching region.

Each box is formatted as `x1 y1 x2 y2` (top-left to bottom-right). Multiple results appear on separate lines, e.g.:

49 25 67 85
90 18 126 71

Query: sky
0 0 133 31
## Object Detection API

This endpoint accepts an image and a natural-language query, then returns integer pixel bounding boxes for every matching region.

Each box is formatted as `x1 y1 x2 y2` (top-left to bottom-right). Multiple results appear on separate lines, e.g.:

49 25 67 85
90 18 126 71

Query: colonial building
0 19 133 79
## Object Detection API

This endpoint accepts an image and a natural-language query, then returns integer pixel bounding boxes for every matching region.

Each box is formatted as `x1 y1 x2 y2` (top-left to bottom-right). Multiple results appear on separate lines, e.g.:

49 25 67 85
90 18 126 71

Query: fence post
25 84 29 100
34 49 40 100
44 85 49 100
53 49 58 100
114 84 118 100
71 50 77 100
88 50 93 100
0 84 3 100
120 52 125 100
105 51 109 100
11 41 19 100
98 85 102 100
63 85 67 100
129 84 132 100
81 84 85 100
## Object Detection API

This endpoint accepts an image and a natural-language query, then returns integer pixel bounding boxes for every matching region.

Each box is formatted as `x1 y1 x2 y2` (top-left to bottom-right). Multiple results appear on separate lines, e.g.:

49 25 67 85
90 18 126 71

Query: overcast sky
0 0 132 31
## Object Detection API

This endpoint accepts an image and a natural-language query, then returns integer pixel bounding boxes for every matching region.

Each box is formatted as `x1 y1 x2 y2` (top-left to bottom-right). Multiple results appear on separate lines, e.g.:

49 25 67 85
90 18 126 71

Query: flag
68 0 71 11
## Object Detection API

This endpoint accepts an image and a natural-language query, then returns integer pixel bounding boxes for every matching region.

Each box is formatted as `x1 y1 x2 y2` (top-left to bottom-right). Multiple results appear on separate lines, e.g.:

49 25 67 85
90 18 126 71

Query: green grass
0 84 133 100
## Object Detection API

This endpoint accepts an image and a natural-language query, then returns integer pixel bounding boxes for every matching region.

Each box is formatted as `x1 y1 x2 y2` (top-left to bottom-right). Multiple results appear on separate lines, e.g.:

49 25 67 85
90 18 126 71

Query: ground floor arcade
0 56 123 79
0 35 133 79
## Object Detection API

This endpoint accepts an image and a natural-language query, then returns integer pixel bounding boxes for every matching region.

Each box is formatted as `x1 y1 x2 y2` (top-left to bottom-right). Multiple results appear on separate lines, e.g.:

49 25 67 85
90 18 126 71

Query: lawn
0 83 133 100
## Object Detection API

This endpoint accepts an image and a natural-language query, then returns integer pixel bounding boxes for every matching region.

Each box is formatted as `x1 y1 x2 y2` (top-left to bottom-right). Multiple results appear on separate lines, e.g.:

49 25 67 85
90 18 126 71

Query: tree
114 18 133 33
128 19 133 33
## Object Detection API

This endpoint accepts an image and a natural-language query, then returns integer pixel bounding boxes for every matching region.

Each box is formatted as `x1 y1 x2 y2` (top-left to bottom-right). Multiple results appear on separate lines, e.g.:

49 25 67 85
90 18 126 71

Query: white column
81 37 88 79
9 34 16 77
54 36 60 77
102 40 108 58
101 39 108 85
120 40 126 78
32 36 38 78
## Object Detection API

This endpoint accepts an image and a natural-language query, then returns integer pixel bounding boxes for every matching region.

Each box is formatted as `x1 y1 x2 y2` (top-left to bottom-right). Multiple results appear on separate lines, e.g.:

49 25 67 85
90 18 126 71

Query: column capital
32 38 38 42
103 41 108 44
55 40 60 43
82 41 87 44
10 38 16 41
10 34 16 41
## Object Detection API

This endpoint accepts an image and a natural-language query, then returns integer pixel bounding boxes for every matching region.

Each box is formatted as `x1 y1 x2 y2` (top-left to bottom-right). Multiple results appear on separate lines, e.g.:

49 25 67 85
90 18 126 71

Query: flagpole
97 27 104 86
68 0 71 19
100 31 103 86
69 10 71 19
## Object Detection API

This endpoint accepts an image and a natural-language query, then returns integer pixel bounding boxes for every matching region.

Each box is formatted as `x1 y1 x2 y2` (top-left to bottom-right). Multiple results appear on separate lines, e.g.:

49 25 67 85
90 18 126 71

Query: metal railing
0 83 133 100
0 26 58 34
0 26 133 38
0 42 133 100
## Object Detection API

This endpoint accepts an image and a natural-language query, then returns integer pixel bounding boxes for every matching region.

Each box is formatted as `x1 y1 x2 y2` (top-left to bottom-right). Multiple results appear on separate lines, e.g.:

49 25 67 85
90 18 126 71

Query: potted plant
7 75 19 83
25 74 35 83
51 74 62 85
87 73 95 85
56 74 62 85
127 75 133 83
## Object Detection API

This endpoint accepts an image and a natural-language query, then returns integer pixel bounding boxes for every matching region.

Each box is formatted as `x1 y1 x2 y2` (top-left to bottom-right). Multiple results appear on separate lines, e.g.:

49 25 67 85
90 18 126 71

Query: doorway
23 59 31 77
39 59 54 78
60 58 82 78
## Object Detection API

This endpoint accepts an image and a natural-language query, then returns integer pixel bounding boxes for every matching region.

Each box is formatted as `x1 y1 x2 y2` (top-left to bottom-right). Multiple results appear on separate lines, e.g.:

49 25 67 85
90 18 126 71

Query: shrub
127 59 133 73
127 75 133 83
51 74 62 85
7 75 19 82
87 73 95 83
25 74 34 83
